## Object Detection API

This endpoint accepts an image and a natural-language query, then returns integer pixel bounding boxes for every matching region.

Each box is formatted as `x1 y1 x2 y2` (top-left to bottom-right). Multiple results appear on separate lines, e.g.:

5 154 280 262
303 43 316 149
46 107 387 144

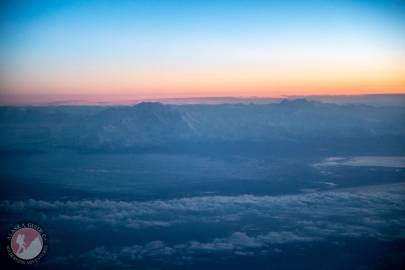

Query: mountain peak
134 102 164 108
280 98 312 106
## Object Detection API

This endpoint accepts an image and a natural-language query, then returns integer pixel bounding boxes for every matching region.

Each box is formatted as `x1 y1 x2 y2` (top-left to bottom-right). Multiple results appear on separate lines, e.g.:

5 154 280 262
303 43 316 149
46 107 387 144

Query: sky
0 0 404 104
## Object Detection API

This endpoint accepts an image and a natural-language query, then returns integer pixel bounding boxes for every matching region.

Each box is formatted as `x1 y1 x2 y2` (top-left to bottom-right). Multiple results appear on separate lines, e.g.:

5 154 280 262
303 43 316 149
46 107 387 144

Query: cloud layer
2 183 405 267
2 183 404 234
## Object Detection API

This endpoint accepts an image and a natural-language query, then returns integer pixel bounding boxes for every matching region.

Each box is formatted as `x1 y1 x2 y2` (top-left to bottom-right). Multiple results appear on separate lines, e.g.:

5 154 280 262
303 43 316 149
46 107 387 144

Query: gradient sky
0 0 405 104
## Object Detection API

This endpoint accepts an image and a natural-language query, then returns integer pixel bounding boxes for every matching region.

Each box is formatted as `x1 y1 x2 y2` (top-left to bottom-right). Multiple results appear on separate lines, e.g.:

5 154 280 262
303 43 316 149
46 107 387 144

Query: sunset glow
1 0 404 104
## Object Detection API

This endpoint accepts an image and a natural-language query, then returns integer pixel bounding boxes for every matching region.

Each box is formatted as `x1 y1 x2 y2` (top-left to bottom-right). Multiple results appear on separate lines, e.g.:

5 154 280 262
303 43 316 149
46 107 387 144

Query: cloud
188 231 318 252
1 183 405 239
314 156 405 168
45 230 320 267
6 183 402 268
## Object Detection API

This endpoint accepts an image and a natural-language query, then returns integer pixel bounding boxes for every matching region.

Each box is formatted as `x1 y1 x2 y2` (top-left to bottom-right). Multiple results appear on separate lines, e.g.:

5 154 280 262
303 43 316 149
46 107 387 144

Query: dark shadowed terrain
1 99 405 269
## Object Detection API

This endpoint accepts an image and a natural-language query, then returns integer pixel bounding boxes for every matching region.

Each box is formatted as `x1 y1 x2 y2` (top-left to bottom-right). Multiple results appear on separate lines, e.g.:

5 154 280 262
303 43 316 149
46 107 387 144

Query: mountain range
1 99 404 155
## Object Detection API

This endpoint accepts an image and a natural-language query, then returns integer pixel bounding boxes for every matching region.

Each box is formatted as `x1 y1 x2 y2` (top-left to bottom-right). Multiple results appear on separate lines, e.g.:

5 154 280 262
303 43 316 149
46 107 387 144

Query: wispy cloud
314 156 405 168
46 230 319 267
3 183 403 268
2 184 404 237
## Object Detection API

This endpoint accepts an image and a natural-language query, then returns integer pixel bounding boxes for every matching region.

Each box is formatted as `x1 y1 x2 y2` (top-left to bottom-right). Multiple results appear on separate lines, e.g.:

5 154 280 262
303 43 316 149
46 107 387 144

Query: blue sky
0 0 404 103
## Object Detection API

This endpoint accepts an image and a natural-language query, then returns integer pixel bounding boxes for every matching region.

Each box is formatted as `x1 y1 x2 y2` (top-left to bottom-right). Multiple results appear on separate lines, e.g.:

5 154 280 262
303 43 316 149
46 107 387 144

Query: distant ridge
1 94 405 107
1 100 404 152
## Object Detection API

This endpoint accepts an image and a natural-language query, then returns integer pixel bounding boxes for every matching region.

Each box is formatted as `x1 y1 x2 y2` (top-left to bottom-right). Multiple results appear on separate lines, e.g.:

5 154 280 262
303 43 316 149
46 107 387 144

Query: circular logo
6 223 48 264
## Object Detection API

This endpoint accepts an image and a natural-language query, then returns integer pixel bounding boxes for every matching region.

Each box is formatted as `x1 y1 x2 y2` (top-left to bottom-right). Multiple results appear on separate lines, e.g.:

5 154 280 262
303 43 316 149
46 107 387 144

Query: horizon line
1 93 405 106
